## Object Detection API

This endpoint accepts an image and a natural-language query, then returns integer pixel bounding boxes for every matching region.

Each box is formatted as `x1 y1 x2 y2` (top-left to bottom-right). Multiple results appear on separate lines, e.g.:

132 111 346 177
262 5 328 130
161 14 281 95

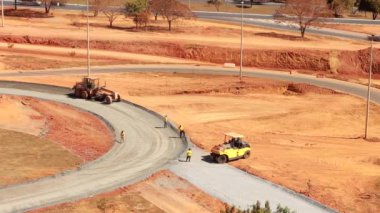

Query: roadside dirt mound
2 35 379 75
338 48 380 74
4 9 52 18
0 95 113 162
0 35 331 72
175 81 336 96
255 32 310 41
285 83 338 95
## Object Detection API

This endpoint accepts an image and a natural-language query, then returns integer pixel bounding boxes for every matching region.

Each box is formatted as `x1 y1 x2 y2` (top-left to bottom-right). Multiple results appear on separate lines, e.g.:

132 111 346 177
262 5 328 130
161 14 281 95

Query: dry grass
0 129 81 187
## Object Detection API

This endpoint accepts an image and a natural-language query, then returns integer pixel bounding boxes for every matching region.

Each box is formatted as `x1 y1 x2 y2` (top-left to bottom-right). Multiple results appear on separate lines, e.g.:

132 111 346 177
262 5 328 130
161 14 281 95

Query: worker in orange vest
186 148 192 162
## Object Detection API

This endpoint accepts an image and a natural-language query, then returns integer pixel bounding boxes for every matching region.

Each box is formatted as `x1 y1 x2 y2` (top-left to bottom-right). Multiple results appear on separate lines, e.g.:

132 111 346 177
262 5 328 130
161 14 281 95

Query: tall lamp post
240 1 244 82
364 35 375 139
86 0 91 77
1 0 4 27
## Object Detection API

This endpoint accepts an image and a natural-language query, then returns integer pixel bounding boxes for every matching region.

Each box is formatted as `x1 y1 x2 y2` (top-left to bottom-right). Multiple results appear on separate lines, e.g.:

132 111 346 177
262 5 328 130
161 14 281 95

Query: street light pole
364 35 374 139
240 1 244 82
86 0 91 77
1 0 4 27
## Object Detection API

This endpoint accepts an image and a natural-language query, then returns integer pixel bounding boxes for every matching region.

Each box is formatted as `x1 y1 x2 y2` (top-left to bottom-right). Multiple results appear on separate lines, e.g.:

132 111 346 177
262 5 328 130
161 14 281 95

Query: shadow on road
201 155 216 164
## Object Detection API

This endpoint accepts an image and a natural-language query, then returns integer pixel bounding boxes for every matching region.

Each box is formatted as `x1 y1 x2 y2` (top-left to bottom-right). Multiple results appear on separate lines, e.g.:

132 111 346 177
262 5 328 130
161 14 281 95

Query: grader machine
72 77 121 104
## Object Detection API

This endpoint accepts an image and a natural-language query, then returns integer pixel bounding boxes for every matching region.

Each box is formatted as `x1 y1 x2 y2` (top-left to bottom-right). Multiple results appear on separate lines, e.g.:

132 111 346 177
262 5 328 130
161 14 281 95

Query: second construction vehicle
72 77 121 104
210 132 251 164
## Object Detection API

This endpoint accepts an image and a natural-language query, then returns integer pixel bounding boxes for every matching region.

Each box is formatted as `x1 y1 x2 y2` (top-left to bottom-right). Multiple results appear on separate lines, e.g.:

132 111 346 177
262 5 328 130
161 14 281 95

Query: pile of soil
0 35 378 75
4 9 52 18
338 48 380 74
285 83 338 95
255 32 310 41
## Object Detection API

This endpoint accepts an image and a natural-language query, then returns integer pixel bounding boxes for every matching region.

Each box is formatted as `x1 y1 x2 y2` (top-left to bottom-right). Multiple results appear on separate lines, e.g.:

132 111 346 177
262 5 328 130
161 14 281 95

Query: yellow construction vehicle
210 132 251 164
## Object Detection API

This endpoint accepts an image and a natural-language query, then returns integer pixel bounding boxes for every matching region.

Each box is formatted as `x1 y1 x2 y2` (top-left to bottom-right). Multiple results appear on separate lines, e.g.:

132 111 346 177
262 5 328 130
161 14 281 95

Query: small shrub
7 43 14 48
222 201 295 213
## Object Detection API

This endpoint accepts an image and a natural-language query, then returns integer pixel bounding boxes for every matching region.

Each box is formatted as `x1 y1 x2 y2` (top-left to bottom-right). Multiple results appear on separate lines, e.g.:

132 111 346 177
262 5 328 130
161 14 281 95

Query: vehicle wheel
105 96 113 104
74 89 81 98
243 151 250 159
81 91 89 99
116 94 121 102
216 155 227 164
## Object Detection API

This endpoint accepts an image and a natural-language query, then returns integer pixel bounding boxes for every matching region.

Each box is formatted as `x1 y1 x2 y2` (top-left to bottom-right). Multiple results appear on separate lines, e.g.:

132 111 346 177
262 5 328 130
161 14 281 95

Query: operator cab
82 77 99 89
224 132 250 149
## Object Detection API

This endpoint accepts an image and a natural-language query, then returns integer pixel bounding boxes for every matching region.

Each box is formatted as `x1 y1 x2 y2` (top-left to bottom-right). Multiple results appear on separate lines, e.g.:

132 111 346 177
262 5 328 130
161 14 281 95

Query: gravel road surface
0 82 186 213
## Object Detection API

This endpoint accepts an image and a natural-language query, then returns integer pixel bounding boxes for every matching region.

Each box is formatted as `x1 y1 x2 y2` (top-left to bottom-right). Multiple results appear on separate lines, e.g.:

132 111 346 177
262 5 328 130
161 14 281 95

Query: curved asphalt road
0 83 187 213
2 64 378 212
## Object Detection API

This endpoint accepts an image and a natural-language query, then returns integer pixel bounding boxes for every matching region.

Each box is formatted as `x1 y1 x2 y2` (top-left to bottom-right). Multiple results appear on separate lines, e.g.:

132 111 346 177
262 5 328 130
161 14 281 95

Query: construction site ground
1 9 380 75
0 8 379 213
0 72 378 213
30 170 224 213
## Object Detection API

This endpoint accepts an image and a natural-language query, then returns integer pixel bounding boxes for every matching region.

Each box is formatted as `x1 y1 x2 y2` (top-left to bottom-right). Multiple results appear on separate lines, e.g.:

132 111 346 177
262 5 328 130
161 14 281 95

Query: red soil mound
338 48 380 74
0 35 331 72
1 35 378 75
4 9 52 18
20 96 113 162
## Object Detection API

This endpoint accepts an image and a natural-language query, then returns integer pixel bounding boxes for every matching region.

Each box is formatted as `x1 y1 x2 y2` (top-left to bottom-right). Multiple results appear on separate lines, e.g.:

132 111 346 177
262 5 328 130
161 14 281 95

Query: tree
149 0 159 20
42 0 54 14
126 0 149 29
359 0 380 20
103 7 122 28
151 0 193 31
275 0 330 38
91 0 107 17
14 0 17 10
207 0 224 12
42 0 67 14
327 0 355 17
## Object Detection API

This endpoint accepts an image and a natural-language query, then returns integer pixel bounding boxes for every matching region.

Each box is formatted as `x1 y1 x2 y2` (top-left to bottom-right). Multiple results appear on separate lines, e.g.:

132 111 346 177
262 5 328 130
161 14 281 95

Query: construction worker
178 125 185 138
186 148 192 162
164 115 168 128
120 130 125 143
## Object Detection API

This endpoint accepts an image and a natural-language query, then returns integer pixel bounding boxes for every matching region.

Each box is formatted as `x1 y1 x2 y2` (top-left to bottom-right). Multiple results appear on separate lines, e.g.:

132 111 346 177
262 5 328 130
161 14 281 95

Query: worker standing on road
178 125 185 138
120 130 125 143
164 115 168 128
186 148 192 162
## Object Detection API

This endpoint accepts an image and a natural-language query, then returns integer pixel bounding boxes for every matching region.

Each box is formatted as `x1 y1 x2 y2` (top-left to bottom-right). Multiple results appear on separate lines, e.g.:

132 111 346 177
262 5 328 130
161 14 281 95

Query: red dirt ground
32 170 225 213
0 95 113 162
2 35 380 74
